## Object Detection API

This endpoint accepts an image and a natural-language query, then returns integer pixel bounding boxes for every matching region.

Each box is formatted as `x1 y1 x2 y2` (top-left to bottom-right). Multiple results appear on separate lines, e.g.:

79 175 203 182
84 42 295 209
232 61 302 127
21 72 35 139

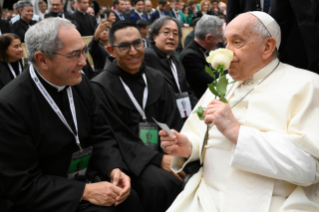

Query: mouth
166 42 175 47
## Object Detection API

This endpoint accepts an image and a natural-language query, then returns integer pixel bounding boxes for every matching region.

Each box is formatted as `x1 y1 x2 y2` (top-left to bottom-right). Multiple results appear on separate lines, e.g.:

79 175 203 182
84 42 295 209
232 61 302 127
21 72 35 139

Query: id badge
68 146 93 179
175 92 192 118
139 122 158 151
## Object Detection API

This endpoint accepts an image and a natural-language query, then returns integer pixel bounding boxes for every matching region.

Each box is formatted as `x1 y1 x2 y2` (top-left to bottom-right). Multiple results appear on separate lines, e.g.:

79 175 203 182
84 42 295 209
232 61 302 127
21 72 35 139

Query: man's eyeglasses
54 46 88 61
160 31 179 38
112 39 145 53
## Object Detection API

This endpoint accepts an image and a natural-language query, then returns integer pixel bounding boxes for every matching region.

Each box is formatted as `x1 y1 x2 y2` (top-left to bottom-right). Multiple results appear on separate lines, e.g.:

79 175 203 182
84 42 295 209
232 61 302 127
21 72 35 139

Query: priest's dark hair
149 16 182 43
109 20 142 45
0 33 21 63
25 18 76 64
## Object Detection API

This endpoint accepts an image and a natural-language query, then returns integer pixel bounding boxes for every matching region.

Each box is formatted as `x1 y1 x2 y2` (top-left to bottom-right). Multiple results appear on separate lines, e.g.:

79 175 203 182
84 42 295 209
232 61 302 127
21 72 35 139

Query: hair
136 19 149 29
149 16 182 43
195 15 223 39
182 4 188 13
0 33 21 62
191 17 200 27
17 1 33 12
172 0 180 3
210 0 218 4
109 20 141 45
199 0 210 11
113 0 119 7
13 3 18 10
132 0 144 6
158 0 167 6
25 18 76 64
38 1 46 6
104 9 116 20
187 0 196 6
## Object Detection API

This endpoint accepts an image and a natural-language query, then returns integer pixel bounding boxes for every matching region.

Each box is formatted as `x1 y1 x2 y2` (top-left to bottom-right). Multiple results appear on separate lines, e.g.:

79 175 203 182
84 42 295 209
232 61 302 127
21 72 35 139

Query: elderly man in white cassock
160 11 319 212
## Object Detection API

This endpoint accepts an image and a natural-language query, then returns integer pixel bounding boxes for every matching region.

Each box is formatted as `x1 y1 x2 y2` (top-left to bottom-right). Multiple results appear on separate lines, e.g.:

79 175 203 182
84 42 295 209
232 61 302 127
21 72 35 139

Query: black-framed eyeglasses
112 39 145 53
160 31 179 38
54 46 88 61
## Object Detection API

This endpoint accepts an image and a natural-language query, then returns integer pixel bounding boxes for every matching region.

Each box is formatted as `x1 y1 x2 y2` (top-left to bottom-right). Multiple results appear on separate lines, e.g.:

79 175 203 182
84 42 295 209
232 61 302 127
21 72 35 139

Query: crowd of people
0 0 318 212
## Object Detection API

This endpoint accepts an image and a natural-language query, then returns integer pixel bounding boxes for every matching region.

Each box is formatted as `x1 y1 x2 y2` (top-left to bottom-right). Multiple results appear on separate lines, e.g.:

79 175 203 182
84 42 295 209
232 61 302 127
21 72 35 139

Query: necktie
264 0 271 13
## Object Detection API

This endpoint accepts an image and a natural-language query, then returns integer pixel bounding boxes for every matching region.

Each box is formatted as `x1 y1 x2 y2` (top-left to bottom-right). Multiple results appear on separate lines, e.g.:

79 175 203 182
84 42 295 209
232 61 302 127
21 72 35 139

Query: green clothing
180 10 193 25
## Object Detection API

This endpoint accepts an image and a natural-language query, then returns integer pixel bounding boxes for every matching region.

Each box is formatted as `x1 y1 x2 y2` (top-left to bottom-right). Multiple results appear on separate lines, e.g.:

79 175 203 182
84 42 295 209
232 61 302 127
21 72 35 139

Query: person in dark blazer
0 17 142 212
194 0 214 19
0 19 11 35
179 15 223 98
11 1 37 43
145 16 198 117
0 33 24 90
136 19 151 48
150 0 170 22
129 0 149 23
45 0 74 21
89 20 112 72
72 0 97 36
113 0 126 22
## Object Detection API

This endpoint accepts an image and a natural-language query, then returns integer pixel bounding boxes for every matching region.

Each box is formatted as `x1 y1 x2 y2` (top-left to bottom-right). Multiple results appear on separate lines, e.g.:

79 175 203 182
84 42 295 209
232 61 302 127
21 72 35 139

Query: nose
77 53 87 66
128 44 138 54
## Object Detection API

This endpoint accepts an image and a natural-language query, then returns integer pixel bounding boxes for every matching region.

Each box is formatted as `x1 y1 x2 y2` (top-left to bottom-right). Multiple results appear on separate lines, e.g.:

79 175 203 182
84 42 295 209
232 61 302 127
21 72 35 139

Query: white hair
195 15 223 39
25 18 76 64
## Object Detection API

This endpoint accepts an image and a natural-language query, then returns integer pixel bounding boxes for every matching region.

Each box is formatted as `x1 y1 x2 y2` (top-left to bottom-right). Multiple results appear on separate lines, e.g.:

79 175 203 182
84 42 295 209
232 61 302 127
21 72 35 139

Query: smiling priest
160 12 319 212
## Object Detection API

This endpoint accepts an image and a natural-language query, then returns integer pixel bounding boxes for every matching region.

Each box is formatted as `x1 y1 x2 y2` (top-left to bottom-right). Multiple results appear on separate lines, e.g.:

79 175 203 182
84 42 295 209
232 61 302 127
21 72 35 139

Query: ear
107 46 115 57
152 34 158 43
34 51 49 71
261 37 276 60
204 34 212 42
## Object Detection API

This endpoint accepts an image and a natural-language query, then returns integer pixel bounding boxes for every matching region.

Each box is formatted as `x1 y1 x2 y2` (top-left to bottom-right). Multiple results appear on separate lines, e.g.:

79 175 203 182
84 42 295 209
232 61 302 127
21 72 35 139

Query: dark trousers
131 165 182 212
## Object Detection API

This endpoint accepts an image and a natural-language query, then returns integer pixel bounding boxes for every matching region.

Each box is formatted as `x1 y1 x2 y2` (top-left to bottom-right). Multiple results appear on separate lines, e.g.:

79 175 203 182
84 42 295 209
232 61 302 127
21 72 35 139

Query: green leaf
205 65 216 80
193 106 206 120
219 95 228 103
229 80 237 84
207 83 218 96
216 75 228 96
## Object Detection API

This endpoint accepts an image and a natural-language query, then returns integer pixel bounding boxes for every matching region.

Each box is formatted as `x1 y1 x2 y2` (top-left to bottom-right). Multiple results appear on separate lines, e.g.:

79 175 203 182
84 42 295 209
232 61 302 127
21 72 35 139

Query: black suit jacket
0 68 125 212
179 39 218 98
144 46 198 108
114 10 126 22
0 62 13 90
0 19 11 34
11 19 37 43
44 11 74 21
193 10 214 19
226 0 261 23
88 37 111 72
72 10 97 36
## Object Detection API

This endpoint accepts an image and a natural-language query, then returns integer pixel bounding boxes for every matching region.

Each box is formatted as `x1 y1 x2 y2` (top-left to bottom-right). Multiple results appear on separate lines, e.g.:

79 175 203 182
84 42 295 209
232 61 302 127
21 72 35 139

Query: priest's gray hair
17 1 33 11
25 18 76 64
195 15 223 39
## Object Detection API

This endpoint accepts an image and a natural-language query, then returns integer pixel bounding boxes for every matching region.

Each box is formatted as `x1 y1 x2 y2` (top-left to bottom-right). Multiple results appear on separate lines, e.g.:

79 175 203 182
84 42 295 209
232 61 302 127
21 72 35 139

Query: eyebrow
163 28 178 31
66 45 86 54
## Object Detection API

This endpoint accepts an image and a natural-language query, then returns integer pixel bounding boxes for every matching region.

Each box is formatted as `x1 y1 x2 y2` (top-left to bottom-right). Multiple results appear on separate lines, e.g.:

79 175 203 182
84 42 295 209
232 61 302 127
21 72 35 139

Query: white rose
206 48 234 70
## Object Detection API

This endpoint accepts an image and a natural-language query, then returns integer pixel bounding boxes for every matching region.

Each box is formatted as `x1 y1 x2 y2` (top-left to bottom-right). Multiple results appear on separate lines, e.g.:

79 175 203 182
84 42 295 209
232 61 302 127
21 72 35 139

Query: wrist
82 184 91 201
224 122 240 144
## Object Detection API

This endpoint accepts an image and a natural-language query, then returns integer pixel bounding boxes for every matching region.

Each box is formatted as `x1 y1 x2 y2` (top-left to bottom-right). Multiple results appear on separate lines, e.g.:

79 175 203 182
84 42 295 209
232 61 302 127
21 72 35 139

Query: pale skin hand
109 168 131 206
203 99 240 144
82 168 131 207
94 20 109 41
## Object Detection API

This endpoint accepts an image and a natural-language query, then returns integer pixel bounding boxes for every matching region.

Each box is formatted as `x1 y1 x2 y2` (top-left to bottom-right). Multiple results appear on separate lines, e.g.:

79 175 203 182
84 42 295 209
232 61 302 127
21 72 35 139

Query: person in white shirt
160 11 319 212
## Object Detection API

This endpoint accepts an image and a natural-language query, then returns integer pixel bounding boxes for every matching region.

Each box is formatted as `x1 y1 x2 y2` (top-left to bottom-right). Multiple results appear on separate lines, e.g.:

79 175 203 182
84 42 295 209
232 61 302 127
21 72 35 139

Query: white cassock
169 58 319 212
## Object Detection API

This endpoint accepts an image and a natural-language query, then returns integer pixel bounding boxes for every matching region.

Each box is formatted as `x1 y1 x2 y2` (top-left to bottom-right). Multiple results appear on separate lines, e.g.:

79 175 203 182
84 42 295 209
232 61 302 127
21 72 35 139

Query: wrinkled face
135 1 144 13
51 0 64 13
77 0 89 12
100 28 109 41
224 14 264 81
6 38 23 62
202 2 209 11
111 27 144 74
140 26 149 38
86 7 95 16
108 12 116 23
20 6 33 22
39 3 47 13
145 1 152 12
44 27 87 86
153 20 179 55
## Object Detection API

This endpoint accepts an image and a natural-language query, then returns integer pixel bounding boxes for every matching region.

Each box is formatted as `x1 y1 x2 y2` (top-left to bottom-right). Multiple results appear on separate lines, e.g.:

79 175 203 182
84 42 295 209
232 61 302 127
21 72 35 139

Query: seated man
89 19 112 72
150 0 170 23
144 16 198 120
91 21 183 212
179 15 223 98
0 18 143 212
129 0 149 23
160 12 319 212
136 19 150 48
45 0 74 20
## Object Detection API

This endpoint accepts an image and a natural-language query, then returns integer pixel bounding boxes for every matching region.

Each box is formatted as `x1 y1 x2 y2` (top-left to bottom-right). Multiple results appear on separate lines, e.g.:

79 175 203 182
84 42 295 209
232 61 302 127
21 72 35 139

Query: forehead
145 1 151 5
224 14 256 38
22 6 33 10
136 1 144 4
58 27 85 51
160 20 178 31
114 27 141 43
51 0 62 4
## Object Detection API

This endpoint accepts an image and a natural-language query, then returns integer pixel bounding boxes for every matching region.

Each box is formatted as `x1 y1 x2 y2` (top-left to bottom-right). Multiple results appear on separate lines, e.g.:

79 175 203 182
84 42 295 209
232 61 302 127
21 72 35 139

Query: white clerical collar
36 70 66 92
244 58 279 83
